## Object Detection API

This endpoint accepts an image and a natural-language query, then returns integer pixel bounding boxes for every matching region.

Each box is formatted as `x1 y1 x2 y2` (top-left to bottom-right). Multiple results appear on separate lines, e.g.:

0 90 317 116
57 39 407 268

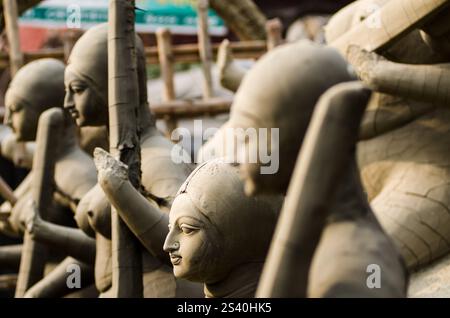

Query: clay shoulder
54 146 97 199
138 134 192 200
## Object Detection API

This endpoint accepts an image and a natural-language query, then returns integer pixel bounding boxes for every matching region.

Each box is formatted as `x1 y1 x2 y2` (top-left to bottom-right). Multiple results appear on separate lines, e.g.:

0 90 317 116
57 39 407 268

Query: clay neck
104 102 157 141
59 117 78 152
204 262 263 298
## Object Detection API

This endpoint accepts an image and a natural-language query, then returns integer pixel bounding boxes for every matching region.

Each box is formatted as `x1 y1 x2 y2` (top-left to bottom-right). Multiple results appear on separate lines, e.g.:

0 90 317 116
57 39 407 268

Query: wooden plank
330 0 450 56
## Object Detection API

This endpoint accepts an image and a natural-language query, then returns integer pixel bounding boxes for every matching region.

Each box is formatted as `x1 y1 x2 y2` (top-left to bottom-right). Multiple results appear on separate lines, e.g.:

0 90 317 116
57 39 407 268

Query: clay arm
0 244 21 270
23 257 94 298
0 173 34 236
217 40 247 92
26 206 96 265
93 148 170 265
348 46 450 107
0 171 32 210
0 133 35 169
257 82 371 297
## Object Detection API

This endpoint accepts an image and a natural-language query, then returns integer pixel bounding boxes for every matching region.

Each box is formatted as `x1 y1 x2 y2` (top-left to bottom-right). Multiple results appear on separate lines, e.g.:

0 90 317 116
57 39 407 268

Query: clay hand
93 147 129 192
24 200 42 236
347 45 385 90
218 39 233 80
0 217 18 238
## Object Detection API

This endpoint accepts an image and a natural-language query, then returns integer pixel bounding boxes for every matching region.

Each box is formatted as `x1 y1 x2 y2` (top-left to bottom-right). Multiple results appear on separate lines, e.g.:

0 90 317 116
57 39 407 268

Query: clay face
64 68 107 127
164 193 222 283
4 58 66 141
4 96 37 142
64 23 150 129
163 160 280 285
228 40 353 195
64 24 109 128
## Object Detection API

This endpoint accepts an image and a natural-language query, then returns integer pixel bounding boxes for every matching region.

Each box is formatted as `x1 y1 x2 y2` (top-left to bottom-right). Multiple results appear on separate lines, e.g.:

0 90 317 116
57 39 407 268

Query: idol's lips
170 254 182 265
67 108 79 119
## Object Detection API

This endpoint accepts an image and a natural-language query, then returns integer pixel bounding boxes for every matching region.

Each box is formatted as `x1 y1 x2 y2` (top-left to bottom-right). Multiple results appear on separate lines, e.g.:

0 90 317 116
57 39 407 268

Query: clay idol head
164 159 280 285
64 23 151 128
228 40 353 195
4 58 65 141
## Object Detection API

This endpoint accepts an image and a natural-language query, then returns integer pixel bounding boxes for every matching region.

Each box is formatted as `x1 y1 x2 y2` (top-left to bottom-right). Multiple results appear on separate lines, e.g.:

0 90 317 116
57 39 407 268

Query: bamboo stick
108 0 143 298
197 0 214 100
150 97 232 119
3 0 22 76
266 18 284 51
0 41 267 67
156 28 176 102
156 28 178 135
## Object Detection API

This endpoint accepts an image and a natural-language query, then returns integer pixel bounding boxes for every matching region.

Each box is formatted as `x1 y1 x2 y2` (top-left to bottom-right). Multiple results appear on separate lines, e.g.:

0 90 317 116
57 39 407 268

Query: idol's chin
75 117 86 127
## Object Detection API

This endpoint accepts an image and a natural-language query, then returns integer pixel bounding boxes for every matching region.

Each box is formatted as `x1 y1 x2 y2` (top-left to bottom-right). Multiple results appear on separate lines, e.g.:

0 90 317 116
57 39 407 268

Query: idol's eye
9 104 22 113
70 83 87 94
179 224 199 235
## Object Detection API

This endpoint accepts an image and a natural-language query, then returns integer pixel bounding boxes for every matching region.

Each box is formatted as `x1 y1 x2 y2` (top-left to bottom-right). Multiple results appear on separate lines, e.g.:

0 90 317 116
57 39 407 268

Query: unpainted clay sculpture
255 81 406 297
64 24 201 297
4 59 66 143
0 59 99 297
327 0 450 271
217 40 247 93
16 108 66 297
162 158 282 298
0 134 35 169
228 40 354 196
26 207 96 265
0 244 21 270
1 59 97 233
225 41 406 297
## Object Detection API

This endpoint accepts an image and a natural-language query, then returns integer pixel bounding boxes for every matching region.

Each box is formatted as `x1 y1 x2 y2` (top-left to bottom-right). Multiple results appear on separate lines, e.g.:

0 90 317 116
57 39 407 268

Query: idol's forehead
5 90 29 110
64 65 84 85
169 193 206 225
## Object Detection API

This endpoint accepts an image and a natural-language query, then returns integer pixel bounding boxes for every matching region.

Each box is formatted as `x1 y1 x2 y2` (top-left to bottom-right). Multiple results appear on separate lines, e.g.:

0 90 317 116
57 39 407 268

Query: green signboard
19 0 227 35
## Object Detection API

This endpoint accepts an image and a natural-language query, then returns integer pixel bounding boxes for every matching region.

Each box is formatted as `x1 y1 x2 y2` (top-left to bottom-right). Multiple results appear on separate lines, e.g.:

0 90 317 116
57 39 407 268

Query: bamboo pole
266 18 283 51
197 0 214 100
151 97 232 119
0 40 267 67
3 0 22 76
156 28 176 102
15 108 63 297
108 0 143 298
156 28 178 136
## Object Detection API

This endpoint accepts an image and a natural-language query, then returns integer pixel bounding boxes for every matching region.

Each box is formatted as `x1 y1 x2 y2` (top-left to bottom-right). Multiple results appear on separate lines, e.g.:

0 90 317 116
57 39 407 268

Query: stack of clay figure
0 0 449 298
